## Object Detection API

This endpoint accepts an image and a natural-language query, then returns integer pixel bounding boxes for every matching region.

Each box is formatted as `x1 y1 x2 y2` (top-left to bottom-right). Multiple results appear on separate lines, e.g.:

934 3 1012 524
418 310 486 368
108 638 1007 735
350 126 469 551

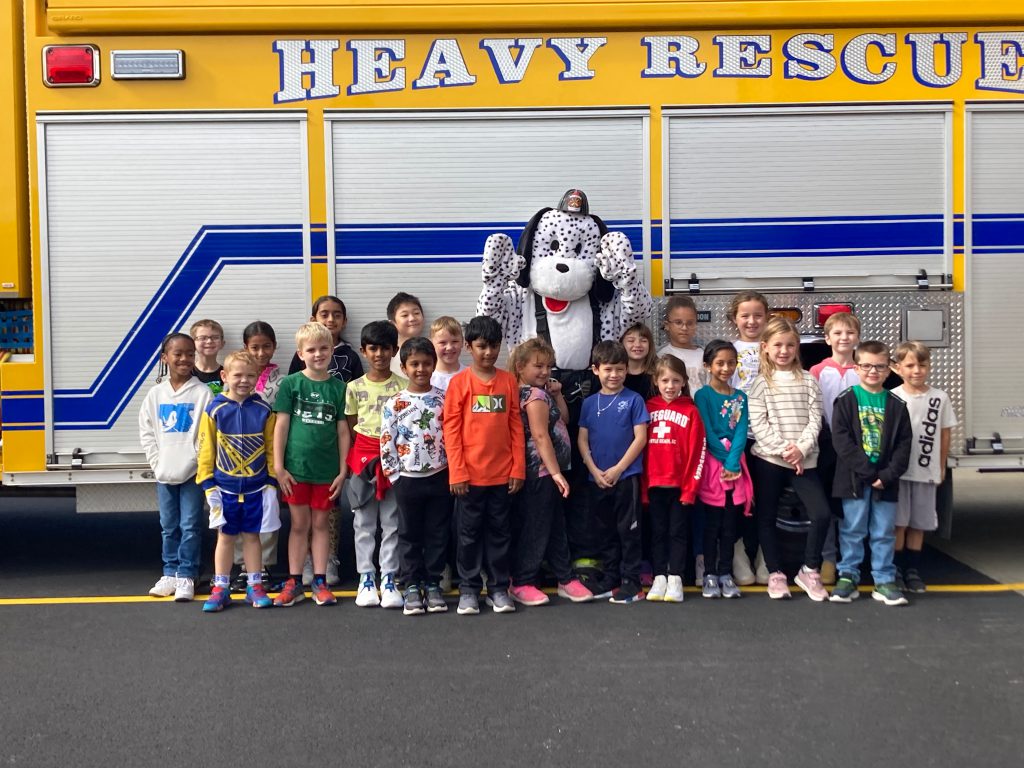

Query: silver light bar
111 50 184 80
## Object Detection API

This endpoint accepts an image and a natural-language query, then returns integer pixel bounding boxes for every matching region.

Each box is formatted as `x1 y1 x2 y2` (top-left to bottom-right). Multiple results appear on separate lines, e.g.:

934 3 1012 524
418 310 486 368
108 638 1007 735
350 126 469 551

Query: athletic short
283 481 334 511
211 486 281 536
896 479 938 531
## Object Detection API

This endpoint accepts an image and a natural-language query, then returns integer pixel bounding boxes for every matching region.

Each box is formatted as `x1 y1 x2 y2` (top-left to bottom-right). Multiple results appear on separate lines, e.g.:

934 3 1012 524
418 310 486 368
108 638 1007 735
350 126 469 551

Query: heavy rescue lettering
272 32 1024 102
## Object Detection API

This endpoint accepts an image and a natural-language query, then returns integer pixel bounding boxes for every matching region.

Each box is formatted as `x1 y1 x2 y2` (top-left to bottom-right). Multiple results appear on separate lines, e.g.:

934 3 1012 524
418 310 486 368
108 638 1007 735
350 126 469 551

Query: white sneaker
733 541 756 586
173 577 195 602
149 575 177 597
301 555 314 586
354 572 380 607
326 555 341 587
754 548 770 585
694 554 705 587
646 574 668 601
664 574 685 603
380 573 404 609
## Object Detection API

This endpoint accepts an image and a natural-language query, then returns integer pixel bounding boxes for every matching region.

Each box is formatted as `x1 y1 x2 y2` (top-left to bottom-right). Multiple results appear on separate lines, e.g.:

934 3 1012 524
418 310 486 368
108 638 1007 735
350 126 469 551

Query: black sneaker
403 585 425 615
609 582 644 604
894 567 906 592
871 582 909 606
425 585 448 613
829 575 860 603
230 569 248 592
904 569 927 594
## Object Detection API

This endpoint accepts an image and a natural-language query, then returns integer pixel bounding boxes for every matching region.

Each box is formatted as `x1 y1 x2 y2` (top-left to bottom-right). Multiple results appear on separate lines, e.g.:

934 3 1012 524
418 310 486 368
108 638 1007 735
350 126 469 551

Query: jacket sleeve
443 376 468 485
264 412 277 484
747 377 789 457
724 392 749 474
679 405 707 505
138 390 159 471
694 389 728 464
379 399 401 483
877 398 913 487
795 373 823 459
831 392 878 484
195 408 218 491
508 376 527 481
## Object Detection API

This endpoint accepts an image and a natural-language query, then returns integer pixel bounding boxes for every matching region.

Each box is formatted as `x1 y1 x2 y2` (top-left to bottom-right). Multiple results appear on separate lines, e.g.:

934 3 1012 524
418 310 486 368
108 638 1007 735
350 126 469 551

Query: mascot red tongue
543 297 570 314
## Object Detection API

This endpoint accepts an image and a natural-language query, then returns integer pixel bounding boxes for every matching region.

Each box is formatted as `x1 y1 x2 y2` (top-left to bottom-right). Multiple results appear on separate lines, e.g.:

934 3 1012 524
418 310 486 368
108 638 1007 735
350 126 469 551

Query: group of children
139 288 955 613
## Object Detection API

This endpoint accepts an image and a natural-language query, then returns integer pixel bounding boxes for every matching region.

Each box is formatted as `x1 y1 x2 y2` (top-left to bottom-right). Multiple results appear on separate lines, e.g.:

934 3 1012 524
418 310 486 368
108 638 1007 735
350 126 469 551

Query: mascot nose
556 263 569 274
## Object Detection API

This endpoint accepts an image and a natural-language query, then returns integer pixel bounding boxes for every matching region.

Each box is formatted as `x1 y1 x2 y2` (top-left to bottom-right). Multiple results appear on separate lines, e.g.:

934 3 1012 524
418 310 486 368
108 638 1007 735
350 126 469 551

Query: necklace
596 392 620 416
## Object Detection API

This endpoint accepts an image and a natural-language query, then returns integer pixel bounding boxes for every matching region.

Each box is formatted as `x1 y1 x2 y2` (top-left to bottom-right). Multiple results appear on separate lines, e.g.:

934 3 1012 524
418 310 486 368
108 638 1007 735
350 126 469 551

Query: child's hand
720 468 740 481
871 478 884 490
546 379 562 396
328 469 347 501
277 468 295 497
793 460 804 476
552 472 570 498
450 481 469 496
781 443 804 466
509 477 524 494
602 466 623 486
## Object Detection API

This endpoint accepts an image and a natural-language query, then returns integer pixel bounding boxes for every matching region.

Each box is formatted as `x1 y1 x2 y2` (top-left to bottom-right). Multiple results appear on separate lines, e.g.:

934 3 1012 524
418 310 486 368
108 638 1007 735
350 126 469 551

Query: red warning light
44 45 100 87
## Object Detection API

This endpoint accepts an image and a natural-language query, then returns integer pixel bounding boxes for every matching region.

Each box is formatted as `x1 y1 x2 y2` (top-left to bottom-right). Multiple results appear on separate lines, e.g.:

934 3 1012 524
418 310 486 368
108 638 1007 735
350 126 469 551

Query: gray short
896 479 938 531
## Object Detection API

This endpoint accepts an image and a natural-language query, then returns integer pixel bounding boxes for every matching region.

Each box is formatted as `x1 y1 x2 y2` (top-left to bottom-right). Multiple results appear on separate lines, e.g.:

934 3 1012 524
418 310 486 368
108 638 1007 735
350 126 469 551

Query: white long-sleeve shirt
747 370 823 469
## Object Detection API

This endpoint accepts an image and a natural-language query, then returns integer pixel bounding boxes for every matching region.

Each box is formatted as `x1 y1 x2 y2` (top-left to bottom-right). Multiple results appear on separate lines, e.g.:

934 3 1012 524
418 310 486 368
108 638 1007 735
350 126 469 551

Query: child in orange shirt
443 316 526 616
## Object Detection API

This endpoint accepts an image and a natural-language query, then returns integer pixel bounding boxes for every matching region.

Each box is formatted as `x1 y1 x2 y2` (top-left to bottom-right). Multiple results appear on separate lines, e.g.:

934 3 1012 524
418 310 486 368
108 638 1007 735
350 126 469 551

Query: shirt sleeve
795 372 823 458
379 397 401 482
679 404 707 505
443 376 468 485
344 380 359 417
724 392 748 474
631 392 651 426
272 375 293 413
747 377 788 457
940 393 958 427
195 407 217 491
508 374 527 481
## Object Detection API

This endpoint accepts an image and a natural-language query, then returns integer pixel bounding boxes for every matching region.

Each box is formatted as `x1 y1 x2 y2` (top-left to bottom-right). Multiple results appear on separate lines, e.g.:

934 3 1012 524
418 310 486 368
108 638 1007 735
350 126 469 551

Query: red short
282 482 334 511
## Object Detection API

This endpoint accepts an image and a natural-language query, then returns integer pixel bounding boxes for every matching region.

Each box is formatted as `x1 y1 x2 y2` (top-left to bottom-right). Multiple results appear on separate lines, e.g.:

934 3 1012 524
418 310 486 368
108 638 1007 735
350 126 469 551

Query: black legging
751 456 831 572
703 492 741 577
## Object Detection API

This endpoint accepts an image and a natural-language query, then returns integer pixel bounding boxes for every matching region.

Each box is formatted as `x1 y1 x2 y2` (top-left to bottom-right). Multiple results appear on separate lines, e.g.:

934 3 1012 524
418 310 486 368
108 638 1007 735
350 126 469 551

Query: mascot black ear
515 207 553 289
589 214 615 303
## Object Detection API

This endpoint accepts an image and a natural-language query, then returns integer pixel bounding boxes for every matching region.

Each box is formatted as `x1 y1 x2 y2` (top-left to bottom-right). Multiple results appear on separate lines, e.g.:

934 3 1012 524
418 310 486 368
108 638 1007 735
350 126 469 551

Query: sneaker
486 590 516 613
894 567 907 592
301 555 314 586
273 577 306 607
820 560 837 586
510 584 549 606
557 579 594 603
872 582 909 606
230 569 249 593
311 577 337 606
694 554 705 587
754 549 770 585
664 575 685 603
702 574 722 599
766 571 791 600
403 585 425 615
609 583 644 604
904 568 927 594
355 572 380 607
202 586 232 612
174 577 195 602
440 564 453 593
425 585 448 613
456 593 480 615
245 583 273 609
829 575 860 603
326 555 341 587
794 567 829 602
646 575 668 601
733 542 756 587
380 574 404 609
719 574 742 599
149 575 177 597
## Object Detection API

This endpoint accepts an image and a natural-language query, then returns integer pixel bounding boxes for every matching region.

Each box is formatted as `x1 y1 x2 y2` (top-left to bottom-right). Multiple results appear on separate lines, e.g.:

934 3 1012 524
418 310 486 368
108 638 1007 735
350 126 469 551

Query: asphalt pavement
2 487 1023 767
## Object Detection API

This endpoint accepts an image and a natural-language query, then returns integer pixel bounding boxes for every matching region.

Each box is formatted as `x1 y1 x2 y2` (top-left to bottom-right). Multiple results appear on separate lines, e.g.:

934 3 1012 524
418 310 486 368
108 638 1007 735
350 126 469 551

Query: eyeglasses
194 335 222 343
857 363 889 373
667 320 697 329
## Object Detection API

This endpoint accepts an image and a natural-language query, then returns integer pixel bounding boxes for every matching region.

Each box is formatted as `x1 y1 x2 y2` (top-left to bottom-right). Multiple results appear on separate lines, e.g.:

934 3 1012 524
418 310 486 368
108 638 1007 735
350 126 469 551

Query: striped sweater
747 369 823 469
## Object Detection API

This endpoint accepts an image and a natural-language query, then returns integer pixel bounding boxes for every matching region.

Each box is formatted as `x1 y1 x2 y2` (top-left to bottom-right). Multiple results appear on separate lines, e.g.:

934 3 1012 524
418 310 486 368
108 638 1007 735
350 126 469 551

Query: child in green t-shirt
272 322 350 607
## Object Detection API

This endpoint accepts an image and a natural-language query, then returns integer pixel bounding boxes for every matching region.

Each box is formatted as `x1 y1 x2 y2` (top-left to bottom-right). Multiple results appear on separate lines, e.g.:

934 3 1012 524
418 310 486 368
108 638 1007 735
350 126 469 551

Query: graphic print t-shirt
852 385 887 464
892 385 957 484
345 374 408 438
273 372 347 484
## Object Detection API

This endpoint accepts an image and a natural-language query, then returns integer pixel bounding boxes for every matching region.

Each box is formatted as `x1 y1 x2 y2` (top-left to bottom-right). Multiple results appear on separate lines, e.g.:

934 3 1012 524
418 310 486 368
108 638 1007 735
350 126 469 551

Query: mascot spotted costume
478 190 653 564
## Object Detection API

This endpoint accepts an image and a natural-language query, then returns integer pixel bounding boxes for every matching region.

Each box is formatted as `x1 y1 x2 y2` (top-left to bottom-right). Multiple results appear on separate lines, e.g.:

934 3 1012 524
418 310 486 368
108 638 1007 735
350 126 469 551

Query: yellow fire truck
3 1 1024 517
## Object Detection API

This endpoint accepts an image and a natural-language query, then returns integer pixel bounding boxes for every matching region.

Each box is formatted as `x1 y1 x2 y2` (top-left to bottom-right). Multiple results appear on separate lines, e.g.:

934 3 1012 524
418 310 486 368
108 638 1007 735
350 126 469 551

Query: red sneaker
273 577 306 607
509 584 550 606
556 579 594 603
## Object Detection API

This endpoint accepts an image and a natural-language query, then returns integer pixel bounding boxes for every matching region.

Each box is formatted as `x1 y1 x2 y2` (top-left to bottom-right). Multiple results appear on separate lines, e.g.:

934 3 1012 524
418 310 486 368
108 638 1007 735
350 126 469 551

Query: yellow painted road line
2 584 1024 606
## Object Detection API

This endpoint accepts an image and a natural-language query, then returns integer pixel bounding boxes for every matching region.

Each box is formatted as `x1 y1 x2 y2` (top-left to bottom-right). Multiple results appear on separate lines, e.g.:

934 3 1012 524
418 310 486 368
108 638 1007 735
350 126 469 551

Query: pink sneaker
766 571 792 600
509 584 550 606
557 579 594 603
794 567 829 602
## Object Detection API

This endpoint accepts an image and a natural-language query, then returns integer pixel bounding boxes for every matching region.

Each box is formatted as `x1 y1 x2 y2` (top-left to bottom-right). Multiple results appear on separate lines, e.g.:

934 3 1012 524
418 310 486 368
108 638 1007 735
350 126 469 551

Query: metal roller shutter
327 110 649 339
39 112 309 465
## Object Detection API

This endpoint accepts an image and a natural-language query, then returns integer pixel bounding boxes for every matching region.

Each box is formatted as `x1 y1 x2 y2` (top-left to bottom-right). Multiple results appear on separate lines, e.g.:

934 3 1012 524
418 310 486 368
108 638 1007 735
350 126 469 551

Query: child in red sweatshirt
644 355 707 603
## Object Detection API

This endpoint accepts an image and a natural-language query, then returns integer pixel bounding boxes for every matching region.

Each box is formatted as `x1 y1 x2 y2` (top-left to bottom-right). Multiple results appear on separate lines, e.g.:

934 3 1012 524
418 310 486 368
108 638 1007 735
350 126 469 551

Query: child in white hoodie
140 333 212 602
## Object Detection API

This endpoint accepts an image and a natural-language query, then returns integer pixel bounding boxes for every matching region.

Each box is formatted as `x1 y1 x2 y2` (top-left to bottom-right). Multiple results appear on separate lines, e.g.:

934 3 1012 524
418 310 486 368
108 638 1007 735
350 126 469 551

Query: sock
247 571 262 587
893 548 905 570
289 573 302 584
213 574 230 589
905 548 922 570
314 573 326 583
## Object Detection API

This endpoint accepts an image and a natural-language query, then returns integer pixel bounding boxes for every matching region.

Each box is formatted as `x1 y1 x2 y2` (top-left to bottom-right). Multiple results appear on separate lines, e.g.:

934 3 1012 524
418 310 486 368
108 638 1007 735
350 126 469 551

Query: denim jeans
839 487 897 585
157 479 205 578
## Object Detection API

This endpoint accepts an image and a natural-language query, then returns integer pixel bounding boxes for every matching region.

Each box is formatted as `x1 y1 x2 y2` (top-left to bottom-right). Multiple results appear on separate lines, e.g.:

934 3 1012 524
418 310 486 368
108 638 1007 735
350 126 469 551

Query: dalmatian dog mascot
477 189 653 401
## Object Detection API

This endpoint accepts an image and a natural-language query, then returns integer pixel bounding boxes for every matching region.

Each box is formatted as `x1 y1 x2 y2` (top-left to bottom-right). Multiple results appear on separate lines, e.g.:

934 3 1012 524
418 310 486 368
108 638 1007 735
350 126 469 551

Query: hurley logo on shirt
472 395 507 413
